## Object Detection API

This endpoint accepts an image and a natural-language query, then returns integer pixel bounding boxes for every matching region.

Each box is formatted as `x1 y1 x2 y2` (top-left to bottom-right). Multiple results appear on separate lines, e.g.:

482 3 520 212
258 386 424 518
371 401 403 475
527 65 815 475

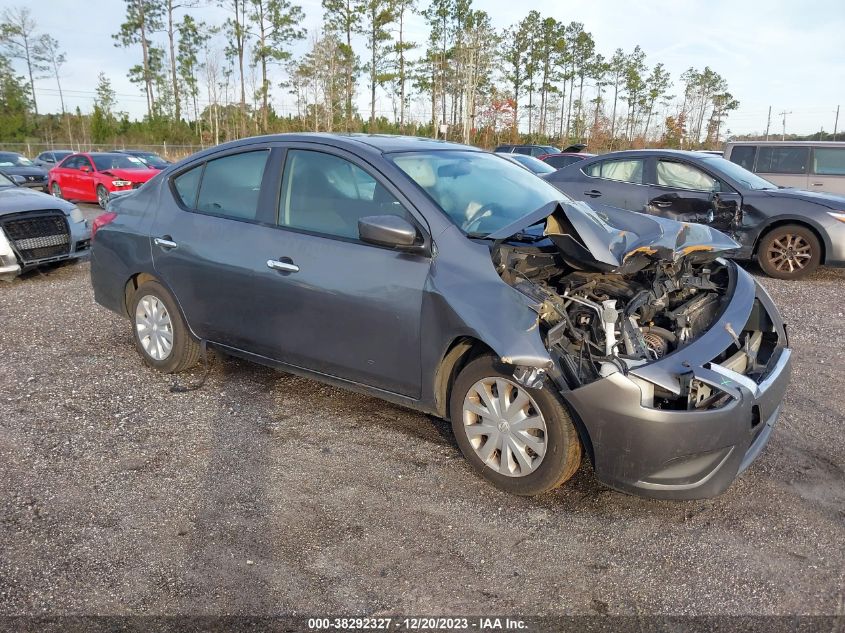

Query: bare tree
0 7 42 116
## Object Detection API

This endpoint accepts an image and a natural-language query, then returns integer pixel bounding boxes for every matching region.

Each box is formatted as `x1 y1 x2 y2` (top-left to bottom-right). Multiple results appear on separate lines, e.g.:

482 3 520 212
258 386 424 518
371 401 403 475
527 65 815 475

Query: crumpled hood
766 187 845 209
102 168 158 182
487 199 739 272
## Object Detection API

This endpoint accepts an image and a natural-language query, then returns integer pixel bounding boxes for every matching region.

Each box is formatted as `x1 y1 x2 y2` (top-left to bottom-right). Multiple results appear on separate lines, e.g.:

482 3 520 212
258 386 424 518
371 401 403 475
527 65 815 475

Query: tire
130 280 201 373
757 224 821 280
96 185 109 209
51 181 62 198
449 355 582 496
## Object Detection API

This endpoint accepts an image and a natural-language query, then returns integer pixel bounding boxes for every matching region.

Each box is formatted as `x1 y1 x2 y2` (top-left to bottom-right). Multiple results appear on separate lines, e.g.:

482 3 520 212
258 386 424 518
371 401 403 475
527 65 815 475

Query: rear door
151 146 277 349
809 146 845 194
55 156 79 196
580 157 648 211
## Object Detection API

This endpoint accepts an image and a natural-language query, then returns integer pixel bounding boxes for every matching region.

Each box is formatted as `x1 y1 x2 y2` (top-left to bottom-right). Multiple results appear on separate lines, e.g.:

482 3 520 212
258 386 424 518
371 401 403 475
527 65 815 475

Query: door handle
154 236 178 249
267 259 300 273
653 201 672 207
584 190 602 198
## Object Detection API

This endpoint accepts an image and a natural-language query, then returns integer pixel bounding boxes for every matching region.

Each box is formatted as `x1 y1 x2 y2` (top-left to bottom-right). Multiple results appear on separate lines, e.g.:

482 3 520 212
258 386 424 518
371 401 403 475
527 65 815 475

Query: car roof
220 133 481 154
726 140 845 146
585 149 720 160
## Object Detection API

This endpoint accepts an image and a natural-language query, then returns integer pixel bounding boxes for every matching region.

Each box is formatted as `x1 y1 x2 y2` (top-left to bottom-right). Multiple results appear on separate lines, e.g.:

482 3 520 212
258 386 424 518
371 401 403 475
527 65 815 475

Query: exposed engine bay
494 240 732 404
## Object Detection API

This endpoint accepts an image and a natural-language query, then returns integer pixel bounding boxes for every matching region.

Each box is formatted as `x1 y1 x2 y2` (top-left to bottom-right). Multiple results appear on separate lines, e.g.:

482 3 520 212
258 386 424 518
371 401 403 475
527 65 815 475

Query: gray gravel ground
1 206 843 616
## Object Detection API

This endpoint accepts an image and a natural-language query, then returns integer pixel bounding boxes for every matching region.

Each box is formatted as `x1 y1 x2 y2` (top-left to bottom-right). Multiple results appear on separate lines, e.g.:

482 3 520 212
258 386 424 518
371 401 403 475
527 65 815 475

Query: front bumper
563 265 792 500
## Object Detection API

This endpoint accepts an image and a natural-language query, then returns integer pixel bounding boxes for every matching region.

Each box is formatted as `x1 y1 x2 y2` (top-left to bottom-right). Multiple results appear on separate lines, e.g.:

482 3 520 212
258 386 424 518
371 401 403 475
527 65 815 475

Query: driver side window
277 150 408 240
656 160 720 191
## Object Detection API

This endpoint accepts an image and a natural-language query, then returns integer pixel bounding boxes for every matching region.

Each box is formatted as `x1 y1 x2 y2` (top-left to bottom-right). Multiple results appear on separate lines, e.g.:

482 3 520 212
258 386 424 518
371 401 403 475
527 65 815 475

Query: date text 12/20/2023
307 617 528 630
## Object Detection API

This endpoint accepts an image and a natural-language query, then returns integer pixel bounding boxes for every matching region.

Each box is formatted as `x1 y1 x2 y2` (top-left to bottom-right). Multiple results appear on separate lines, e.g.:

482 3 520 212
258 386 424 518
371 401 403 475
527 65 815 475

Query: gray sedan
90 134 791 499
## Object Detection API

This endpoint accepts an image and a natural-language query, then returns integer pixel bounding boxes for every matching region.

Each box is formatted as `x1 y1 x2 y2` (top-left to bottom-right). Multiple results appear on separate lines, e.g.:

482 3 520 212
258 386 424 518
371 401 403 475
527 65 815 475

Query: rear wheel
96 185 109 209
130 280 201 373
757 224 821 280
51 182 62 198
449 355 582 496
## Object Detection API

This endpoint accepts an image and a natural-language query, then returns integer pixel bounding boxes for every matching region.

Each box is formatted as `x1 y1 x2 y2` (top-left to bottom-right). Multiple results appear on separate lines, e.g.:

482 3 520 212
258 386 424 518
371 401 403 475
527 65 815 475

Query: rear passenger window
585 159 644 184
173 166 203 208
729 146 756 171
756 147 808 174
813 148 845 175
195 150 269 220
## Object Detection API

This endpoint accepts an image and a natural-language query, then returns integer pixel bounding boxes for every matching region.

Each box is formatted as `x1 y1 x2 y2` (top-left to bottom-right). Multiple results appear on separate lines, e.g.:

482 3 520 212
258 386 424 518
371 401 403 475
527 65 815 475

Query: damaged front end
490 202 792 498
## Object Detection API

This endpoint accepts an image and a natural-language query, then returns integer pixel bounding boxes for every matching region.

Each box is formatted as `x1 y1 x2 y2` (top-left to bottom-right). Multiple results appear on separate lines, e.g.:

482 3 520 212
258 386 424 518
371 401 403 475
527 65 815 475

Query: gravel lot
1 204 843 617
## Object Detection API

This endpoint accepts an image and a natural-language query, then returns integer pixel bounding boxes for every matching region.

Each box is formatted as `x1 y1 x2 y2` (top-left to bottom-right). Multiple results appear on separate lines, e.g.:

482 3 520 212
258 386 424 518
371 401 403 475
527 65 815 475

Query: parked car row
0 149 171 202
0 148 172 280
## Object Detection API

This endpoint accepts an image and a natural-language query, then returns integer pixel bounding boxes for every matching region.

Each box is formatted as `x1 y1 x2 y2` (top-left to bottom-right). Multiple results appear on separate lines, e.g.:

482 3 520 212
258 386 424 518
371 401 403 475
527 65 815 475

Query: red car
49 152 159 208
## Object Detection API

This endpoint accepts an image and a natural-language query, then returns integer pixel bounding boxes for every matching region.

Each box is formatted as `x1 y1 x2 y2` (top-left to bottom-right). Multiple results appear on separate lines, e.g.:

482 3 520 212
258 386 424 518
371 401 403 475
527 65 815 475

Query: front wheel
96 185 110 209
130 280 201 373
449 355 582 496
757 224 821 280
51 181 62 198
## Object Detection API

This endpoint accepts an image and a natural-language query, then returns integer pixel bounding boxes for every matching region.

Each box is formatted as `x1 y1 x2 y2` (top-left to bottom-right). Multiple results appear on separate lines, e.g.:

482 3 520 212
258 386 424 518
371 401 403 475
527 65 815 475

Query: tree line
0 0 740 153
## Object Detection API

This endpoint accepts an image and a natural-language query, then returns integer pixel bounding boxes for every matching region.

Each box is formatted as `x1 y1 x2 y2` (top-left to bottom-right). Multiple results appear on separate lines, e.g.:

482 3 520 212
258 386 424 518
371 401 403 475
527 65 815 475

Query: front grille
0 211 70 262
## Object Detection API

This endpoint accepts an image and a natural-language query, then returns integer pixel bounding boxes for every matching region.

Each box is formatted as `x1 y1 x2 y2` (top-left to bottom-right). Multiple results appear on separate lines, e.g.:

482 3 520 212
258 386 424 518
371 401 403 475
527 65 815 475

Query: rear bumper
563 265 792 500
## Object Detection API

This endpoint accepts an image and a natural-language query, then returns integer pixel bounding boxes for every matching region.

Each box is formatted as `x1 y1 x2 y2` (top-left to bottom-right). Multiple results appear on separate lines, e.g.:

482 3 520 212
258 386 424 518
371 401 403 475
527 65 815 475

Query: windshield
91 154 148 171
391 150 569 236
700 156 777 190
136 153 169 167
541 146 561 154
0 171 15 186
506 154 557 174
0 153 33 167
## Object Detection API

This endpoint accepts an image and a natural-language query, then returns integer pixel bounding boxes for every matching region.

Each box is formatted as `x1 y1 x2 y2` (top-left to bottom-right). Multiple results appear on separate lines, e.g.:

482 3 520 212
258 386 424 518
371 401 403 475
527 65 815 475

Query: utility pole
834 105 840 142
765 105 772 141
778 110 792 141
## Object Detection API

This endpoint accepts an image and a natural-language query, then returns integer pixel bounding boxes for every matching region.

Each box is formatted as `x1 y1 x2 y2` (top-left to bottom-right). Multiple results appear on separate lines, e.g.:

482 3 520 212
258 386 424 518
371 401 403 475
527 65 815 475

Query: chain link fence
0 142 206 161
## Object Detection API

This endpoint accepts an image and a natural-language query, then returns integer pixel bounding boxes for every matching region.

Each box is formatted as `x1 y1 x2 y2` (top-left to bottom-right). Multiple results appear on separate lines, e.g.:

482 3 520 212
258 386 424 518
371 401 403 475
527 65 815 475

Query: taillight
91 212 117 240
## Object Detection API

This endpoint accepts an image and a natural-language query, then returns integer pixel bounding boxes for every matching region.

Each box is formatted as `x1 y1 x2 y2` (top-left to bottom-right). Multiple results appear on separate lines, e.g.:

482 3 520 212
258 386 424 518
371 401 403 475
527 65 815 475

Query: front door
581 157 649 212
261 147 430 397
647 159 736 231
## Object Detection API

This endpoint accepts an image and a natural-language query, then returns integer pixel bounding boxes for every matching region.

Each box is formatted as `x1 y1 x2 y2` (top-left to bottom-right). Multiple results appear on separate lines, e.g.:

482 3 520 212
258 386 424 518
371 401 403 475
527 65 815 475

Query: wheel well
433 337 494 419
123 272 158 316
753 220 826 263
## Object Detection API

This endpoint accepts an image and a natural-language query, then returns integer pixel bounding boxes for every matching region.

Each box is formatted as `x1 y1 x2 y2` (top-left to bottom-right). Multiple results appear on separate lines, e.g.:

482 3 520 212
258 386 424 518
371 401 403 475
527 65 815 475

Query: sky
19 0 845 137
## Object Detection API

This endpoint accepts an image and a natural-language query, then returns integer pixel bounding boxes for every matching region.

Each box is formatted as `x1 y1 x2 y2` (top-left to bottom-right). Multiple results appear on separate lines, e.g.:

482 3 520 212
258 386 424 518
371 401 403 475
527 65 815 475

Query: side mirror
358 215 423 251
11 175 26 185
80 165 91 173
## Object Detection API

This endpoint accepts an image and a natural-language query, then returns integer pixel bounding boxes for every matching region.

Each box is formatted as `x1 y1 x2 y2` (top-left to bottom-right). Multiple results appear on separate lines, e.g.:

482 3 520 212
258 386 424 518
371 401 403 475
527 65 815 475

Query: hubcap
462 377 547 477
52 183 60 197
767 234 811 273
135 295 173 361
98 188 109 208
